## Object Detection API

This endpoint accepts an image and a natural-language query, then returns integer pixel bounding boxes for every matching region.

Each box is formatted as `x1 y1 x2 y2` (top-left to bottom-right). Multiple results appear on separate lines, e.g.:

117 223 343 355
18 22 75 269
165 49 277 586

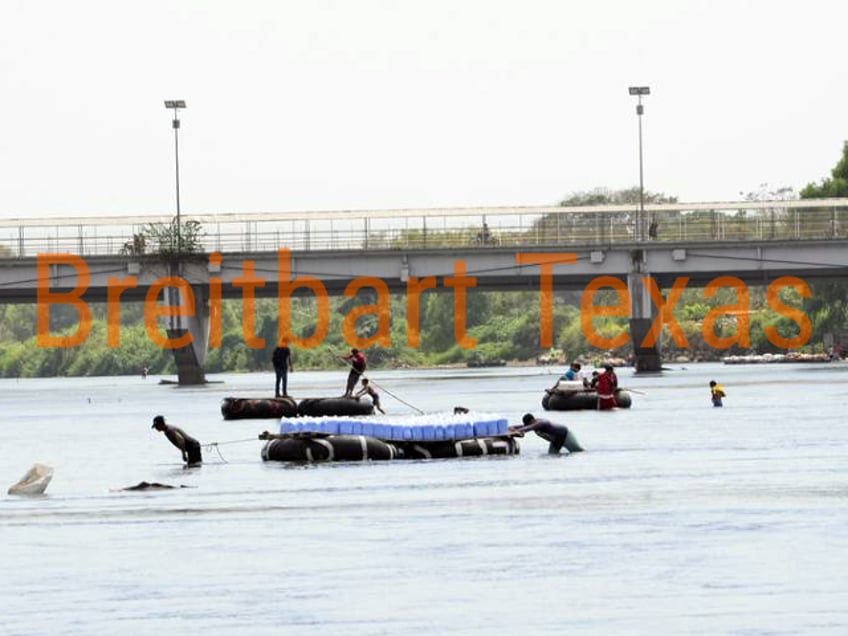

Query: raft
262 435 402 462
262 412 520 462
221 396 298 420
296 397 375 417
542 380 632 411
401 436 519 459
261 434 519 462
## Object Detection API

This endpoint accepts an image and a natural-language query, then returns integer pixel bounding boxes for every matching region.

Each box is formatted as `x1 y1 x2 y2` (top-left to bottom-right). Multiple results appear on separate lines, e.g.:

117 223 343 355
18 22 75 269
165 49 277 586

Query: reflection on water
1 362 847 634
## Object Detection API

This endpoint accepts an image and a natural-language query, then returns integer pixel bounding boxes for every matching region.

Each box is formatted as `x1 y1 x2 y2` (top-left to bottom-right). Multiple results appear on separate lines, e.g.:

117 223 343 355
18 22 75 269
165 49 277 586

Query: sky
1 0 846 220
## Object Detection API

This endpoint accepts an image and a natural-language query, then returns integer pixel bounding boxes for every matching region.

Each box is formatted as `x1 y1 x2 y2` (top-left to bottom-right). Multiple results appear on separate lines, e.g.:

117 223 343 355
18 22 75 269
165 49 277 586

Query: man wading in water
509 413 584 455
152 415 202 466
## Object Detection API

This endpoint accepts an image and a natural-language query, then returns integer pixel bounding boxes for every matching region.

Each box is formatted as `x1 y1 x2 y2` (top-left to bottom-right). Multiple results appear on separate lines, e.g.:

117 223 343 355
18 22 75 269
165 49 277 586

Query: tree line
0 281 823 378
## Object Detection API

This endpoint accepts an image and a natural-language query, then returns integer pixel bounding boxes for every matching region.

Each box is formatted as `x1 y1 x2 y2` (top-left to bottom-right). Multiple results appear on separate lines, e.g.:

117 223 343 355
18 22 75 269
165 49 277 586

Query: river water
1 362 847 635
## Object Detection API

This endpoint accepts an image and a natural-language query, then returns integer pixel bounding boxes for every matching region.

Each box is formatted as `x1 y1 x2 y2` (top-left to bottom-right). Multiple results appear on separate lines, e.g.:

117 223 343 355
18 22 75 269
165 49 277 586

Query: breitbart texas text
36 249 812 351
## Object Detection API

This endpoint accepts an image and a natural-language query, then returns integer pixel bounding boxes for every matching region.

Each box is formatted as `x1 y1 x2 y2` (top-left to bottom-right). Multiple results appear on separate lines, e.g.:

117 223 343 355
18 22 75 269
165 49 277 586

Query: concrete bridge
2 198 847 382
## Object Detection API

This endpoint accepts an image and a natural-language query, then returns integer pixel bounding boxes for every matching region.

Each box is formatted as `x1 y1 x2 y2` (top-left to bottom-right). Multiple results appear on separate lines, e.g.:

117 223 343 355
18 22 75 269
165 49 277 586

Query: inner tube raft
542 388 632 411
297 397 374 417
261 434 519 462
264 413 520 462
262 435 401 462
399 436 519 459
221 397 298 420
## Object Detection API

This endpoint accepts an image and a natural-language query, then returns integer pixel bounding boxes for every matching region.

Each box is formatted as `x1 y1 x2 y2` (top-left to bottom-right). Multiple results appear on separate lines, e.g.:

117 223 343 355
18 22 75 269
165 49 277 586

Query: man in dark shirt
272 339 294 397
510 413 584 454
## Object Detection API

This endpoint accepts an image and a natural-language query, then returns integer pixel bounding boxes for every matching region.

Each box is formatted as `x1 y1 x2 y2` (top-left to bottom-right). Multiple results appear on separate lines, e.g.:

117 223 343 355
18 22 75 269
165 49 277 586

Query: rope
203 437 257 447
201 437 263 464
207 443 229 463
365 379 424 414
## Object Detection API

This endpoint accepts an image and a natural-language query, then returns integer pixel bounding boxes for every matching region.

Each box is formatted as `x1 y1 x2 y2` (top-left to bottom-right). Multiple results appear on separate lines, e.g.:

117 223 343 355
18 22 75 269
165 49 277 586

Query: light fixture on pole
628 86 650 241
164 99 186 252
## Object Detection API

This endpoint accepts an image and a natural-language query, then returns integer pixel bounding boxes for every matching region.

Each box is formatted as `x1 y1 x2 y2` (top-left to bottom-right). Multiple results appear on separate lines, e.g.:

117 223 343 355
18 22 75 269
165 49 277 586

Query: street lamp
164 99 186 251
628 86 650 241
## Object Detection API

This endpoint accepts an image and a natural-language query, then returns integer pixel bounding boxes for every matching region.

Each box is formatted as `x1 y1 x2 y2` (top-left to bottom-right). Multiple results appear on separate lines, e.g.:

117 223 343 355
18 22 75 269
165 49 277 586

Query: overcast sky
1 0 846 220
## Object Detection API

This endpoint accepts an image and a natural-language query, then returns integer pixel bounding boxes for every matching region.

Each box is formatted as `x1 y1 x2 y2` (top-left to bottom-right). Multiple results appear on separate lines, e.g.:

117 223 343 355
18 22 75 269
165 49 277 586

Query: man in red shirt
595 365 618 410
341 348 367 397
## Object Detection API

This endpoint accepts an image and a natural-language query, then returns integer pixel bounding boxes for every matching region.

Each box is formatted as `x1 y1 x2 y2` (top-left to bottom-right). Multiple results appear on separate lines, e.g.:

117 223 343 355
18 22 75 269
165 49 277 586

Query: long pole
172 110 182 252
636 96 645 242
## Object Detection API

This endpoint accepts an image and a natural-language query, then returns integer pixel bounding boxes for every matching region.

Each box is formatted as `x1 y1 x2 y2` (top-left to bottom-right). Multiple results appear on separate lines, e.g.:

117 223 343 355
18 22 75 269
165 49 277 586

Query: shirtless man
152 415 202 465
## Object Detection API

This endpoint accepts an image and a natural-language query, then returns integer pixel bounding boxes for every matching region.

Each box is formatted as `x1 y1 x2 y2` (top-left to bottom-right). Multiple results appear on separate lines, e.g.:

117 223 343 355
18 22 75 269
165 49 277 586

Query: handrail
1 197 847 226
1 199 847 258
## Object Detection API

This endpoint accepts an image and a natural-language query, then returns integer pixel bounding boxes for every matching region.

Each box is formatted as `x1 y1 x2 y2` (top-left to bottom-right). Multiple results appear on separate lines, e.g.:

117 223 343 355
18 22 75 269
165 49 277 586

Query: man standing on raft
340 348 367 397
272 338 294 397
510 413 584 455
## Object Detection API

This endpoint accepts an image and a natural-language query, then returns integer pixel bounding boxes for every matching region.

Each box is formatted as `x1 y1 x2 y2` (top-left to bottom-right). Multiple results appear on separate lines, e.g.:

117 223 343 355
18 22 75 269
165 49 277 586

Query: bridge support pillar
167 268 209 385
628 254 662 373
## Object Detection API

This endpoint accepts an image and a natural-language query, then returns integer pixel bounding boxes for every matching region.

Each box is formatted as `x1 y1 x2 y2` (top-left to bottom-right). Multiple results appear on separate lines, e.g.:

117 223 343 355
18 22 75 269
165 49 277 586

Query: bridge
2 198 847 382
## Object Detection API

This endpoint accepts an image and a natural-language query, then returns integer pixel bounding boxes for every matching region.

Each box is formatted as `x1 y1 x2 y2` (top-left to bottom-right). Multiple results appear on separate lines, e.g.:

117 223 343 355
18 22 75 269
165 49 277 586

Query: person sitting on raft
547 362 583 394
509 413 584 455
562 362 581 381
354 378 385 414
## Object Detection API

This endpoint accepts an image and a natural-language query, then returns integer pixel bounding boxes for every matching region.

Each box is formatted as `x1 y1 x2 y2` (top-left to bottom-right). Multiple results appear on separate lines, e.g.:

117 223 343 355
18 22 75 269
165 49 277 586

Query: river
1 362 847 635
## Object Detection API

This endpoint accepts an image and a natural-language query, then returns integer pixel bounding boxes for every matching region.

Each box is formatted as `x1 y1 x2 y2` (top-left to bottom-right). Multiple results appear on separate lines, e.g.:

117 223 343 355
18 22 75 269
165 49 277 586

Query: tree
531 187 678 242
140 219 204 256
798 140 848 346
801 141 848 198
735 183 798 240
559 186 677 207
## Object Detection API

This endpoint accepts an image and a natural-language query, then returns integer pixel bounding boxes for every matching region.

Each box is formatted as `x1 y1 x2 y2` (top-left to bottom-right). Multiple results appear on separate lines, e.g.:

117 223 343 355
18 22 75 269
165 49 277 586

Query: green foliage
801 141 848 198
0 321 174 378
3 272 844 378
525 187 681 243
798 143 848 339
140 219 204 256
559 187 678 207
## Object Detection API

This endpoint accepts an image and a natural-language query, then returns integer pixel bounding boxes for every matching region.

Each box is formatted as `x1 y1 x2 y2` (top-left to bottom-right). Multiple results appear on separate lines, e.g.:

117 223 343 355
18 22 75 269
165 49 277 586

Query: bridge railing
1 199 847 258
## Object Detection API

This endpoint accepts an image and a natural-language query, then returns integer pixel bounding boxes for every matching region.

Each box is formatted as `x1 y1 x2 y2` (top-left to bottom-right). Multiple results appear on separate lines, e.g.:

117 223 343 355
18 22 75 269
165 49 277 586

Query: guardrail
1 199 846 258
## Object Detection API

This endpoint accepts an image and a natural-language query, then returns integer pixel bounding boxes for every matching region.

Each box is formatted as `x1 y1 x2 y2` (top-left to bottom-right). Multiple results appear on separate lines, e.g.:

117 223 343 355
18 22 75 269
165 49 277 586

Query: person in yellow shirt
709 381 726 407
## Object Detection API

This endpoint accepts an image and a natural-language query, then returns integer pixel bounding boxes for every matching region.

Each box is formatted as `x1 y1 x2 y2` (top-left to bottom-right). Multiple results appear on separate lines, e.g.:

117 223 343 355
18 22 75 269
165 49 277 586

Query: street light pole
628 86 650 241
164 100 186 252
